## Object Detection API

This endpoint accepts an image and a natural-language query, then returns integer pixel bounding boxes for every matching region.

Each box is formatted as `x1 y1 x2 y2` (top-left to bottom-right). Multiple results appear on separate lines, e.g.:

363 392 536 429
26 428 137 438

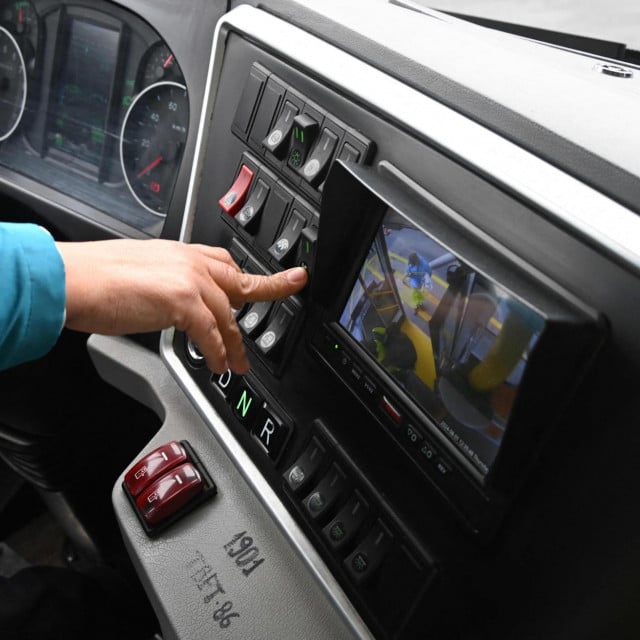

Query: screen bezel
310 161 604 533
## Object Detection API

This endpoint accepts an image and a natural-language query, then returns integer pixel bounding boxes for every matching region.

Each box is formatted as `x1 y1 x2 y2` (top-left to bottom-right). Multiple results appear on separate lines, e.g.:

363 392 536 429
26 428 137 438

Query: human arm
55 238 307 374
0 223 65 371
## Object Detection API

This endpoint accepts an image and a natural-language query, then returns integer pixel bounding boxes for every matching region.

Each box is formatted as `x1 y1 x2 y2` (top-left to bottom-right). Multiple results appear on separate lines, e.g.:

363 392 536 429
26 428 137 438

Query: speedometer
0 25 26 140
120 81 188 216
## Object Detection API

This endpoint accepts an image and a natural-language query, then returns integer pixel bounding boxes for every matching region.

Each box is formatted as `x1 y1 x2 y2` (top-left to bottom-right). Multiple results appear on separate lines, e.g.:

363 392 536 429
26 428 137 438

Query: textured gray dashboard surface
89 334 370 640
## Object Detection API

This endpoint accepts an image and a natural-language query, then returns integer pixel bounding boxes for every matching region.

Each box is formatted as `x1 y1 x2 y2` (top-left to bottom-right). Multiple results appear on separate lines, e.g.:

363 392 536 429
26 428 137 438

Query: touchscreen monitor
338 207 545 475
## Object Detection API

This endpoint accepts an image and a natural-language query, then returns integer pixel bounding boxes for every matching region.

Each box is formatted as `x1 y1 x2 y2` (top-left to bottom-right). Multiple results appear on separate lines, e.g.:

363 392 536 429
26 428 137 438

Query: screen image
48 18 120 166
339 208 545 475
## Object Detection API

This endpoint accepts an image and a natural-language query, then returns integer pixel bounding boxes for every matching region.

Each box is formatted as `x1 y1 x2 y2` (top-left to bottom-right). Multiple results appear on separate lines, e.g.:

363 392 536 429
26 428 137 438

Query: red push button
135 462 204 526
124 440 188 497
218 165 254 216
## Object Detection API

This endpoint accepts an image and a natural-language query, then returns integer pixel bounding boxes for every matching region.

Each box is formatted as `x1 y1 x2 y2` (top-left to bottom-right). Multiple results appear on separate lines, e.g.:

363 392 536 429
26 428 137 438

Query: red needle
162 54 174 69
136 155 163 178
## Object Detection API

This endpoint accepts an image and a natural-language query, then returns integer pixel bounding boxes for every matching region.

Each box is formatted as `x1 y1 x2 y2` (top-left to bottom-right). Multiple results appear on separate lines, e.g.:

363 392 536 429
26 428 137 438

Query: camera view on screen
339 208 545 475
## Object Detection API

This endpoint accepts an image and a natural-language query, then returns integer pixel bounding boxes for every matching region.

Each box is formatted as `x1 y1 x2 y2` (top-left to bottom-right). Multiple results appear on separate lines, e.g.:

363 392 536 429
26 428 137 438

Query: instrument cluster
0 0 189 233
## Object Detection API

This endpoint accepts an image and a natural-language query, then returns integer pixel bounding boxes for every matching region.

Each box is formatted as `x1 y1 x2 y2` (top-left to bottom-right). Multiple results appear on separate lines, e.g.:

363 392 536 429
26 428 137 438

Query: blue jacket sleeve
0 222 66 371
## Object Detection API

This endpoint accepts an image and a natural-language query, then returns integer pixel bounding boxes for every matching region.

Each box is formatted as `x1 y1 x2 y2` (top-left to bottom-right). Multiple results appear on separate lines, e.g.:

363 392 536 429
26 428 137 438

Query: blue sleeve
0 222 66 371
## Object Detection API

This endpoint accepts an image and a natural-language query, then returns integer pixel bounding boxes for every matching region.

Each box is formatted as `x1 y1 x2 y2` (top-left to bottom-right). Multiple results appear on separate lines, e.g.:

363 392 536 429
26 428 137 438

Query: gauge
0 25 26 140
120 81 188 216
141 42 183 87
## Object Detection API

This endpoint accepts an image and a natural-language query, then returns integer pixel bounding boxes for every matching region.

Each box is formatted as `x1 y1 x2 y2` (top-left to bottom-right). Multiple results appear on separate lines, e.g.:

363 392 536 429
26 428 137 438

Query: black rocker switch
286 114 319 171
236 178 270 233
263 100 299 159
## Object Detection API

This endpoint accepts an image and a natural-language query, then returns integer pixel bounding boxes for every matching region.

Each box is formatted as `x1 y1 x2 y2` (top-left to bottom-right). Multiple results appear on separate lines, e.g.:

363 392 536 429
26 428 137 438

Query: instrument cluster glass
0 0 189 233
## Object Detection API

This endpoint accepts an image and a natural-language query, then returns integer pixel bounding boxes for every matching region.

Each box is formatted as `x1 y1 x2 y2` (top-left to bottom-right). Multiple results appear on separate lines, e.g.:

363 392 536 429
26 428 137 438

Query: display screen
48 18 120 165
339 207 545 475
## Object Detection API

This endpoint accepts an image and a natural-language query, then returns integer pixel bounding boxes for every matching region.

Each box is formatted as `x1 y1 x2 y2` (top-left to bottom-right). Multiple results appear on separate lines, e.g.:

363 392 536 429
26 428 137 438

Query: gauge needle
137 155 163 178
163 54 174 69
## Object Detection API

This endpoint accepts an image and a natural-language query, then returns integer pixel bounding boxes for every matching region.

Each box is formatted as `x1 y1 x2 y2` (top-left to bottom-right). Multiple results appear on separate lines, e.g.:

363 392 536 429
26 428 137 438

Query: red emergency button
124 440 188 497
136 462 204 526
218 164 254 216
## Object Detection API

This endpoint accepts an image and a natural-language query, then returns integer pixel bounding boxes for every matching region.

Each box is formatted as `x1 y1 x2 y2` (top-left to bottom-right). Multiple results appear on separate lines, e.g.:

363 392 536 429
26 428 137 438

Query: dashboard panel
0 0 189 235
3 1 640 640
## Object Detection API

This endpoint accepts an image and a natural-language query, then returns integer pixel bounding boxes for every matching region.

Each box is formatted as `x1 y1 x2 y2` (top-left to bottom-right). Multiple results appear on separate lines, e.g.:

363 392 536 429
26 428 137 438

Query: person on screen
403 251 433 314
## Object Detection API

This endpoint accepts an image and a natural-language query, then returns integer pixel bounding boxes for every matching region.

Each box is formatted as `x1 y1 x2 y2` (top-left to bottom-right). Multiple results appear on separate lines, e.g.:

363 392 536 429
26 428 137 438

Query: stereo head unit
309 161 605 537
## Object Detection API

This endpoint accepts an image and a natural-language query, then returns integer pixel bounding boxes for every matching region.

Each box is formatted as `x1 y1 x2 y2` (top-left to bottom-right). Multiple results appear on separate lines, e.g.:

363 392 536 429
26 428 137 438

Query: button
337 141 361 164
419 440 439 463
236 178 270 233
294 225 318 274
302 464 347 521
124 441 188 497
229 377 264 428
344 520 392 584
185 338 205 367
268 208 307 265
248 77 285 149
404 424 424 449
219 165 254 216
252 404 291 461
232 64 267 138
211 368 240 399
299 127 338 186
238 300 273 336
255 303 295 357
263 100 299 158
381 395 402 426
286 114 319 170
135 462 204 526
322 491 369 552
283 437 326 494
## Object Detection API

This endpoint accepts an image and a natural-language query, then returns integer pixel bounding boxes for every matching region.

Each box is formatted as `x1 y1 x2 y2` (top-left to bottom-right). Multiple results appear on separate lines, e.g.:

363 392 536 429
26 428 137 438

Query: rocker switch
219 165 254 217
263 100 299 159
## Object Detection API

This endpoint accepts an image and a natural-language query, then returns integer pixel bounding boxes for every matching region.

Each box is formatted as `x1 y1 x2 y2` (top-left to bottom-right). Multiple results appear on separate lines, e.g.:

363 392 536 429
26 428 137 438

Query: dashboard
3 1 640 640
0 0 192 236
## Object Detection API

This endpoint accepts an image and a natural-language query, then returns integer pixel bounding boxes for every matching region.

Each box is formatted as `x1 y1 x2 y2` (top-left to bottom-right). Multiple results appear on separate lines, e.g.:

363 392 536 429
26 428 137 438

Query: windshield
417 0 640 52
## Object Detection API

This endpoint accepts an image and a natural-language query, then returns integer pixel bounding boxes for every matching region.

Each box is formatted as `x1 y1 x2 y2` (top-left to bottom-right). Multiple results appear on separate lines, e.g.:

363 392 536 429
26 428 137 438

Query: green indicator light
300 130 304 143
334 344 340 350
122 95 132 107
305 240 310 254
126 79 135 88
54 133 63 147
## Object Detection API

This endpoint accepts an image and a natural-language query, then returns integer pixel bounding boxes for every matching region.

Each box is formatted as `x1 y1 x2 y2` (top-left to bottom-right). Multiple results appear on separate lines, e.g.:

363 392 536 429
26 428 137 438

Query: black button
283 437 326 494
302 463 347 521
238 300 273 337
252 404 291 462
235 178 270 233
255 302 295 358
344 520 392 584
299 127 338 187
232 64 267 138
268 208 308 265
229 377 263 428
211 369 240 399
286 113 319 170
322 491 369 552
263 100 299 158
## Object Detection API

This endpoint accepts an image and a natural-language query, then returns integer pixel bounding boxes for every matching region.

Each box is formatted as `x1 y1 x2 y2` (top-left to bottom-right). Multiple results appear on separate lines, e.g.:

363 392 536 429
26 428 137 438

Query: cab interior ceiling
1 1 640 640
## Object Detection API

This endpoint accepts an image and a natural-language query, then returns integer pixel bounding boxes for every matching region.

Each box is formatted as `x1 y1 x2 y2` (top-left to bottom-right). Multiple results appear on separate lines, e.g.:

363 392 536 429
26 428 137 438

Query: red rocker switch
123 440 216 536
218 164 254 216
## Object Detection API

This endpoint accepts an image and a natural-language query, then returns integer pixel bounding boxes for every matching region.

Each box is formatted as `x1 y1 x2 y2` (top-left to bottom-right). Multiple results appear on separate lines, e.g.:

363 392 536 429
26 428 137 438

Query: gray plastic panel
88 334 371 640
